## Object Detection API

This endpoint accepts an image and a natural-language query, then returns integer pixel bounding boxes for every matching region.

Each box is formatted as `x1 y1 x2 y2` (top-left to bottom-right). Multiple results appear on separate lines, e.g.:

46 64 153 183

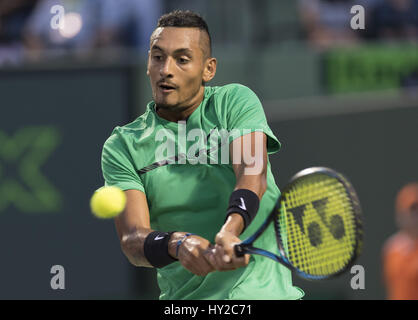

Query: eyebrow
151 45 193 56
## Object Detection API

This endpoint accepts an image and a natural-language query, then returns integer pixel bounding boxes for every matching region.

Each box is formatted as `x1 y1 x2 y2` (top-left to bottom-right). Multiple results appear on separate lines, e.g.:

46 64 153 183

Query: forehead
150 27 202 53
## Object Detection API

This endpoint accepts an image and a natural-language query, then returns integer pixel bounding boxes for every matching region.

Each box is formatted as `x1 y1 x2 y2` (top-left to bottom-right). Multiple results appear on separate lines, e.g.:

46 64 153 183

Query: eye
178 57 189 64
152 55 163 61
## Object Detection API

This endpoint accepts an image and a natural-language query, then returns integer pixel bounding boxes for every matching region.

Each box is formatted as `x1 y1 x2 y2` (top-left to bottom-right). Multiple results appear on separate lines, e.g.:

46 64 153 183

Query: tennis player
101 10 304 300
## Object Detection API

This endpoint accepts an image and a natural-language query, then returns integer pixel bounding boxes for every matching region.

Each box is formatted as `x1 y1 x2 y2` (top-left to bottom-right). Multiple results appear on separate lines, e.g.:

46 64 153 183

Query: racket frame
234 167 363 280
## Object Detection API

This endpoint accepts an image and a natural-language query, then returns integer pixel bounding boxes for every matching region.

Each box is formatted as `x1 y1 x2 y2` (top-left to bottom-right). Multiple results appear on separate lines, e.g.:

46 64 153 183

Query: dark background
1 65 417 299
1 0 418 300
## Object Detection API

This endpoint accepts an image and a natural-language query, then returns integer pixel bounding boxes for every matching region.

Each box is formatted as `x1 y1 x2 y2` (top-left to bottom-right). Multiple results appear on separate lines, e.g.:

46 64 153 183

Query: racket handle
234 244 245 257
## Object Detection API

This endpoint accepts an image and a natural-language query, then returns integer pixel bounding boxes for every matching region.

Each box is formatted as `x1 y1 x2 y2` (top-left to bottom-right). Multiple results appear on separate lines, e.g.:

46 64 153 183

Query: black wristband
144 231 177 268
226 189 260 231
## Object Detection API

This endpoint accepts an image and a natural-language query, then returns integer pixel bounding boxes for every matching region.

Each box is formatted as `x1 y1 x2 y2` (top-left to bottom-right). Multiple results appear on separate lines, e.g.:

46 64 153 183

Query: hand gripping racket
234 167 363 280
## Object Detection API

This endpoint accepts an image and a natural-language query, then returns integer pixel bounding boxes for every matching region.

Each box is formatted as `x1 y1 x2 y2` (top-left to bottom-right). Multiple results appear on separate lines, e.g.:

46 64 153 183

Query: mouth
158 82 177 93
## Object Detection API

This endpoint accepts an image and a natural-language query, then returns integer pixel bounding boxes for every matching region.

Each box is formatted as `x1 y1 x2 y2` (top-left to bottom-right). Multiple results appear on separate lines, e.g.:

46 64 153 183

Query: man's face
147 27 210 110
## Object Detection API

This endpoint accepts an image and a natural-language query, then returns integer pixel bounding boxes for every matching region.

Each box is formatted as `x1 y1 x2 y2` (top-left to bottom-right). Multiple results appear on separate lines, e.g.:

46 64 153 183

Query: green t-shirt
101 83 304 300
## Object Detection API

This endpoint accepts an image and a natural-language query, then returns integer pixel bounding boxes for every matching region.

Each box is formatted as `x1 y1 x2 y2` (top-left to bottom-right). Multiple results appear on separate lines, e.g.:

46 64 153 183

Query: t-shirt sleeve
224 84 281 154
101 130 145 193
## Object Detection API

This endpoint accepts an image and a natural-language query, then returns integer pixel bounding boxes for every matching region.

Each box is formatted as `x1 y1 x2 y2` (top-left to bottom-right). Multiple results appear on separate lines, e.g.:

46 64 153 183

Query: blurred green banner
325 44 418 93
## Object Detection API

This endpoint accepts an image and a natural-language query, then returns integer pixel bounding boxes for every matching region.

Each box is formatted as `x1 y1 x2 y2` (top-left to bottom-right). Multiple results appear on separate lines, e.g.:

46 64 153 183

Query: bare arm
115 189 215 275
206 132 268 270
225 131 268 235
114 189 153 267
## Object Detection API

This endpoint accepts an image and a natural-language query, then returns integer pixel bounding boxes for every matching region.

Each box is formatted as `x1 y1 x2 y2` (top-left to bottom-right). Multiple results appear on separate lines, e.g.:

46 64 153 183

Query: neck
156 86 205 122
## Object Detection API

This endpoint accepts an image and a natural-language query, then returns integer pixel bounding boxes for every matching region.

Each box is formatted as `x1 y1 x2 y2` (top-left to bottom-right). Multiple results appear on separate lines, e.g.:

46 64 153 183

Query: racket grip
234 244 245 257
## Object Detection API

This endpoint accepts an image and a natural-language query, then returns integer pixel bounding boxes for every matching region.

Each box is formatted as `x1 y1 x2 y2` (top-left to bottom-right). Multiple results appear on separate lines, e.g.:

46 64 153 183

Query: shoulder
103 108 153 150
210 83 258 100
207 84 261 116
383 232 412 257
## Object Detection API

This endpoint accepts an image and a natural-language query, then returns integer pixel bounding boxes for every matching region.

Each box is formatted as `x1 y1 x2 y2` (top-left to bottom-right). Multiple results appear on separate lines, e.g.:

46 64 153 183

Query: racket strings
278 174 358 276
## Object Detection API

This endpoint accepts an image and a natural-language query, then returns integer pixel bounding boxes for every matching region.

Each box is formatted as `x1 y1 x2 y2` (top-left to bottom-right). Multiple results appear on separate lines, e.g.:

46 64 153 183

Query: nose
160 56 175 78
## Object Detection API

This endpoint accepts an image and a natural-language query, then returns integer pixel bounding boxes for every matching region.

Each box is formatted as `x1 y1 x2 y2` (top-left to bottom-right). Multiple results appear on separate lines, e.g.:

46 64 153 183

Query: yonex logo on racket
286 197 347 248
235 167 363 280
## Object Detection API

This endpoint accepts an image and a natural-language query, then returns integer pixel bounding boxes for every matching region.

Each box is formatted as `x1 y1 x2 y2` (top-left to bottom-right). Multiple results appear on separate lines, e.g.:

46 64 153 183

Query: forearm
121 228 191 267
222 172 267 236
119 227 153 267
221 213 245 236
234 170 267 199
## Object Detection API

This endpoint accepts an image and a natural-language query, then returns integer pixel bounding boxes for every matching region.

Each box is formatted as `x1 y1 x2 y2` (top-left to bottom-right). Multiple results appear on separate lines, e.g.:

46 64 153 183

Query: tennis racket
234 167 363 280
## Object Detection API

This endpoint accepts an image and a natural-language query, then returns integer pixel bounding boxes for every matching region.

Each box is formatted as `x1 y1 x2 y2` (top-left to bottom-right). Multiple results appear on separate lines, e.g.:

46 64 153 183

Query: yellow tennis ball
90 186 126 219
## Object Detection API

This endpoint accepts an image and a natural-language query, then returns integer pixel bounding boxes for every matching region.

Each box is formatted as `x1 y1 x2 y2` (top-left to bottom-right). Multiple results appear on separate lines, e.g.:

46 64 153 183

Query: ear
202 57 217 83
